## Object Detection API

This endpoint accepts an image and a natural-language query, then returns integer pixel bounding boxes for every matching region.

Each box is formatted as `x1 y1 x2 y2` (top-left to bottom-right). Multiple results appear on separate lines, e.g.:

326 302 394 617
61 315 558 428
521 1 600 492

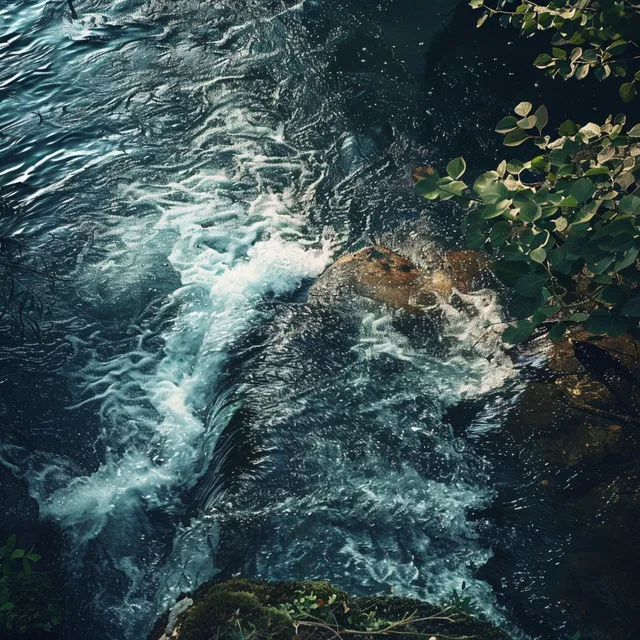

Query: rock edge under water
149 579 509 640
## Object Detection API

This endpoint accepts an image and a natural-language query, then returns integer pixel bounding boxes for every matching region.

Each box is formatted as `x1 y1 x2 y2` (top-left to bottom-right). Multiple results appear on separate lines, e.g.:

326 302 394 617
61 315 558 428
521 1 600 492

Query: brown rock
308 246 434 313
442 250 490 294
308 246 489 314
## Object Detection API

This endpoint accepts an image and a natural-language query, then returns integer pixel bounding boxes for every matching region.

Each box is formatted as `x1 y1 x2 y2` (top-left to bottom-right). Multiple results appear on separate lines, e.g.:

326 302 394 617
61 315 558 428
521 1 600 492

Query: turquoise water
0 1 584 638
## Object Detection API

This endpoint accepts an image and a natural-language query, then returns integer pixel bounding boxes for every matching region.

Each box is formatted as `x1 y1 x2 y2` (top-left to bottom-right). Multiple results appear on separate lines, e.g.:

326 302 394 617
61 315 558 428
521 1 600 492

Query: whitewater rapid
0 1 527 638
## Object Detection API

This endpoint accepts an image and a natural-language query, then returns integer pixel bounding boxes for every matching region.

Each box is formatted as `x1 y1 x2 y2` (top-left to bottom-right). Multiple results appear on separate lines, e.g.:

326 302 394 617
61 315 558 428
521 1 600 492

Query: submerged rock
504 376 631 467
505 328 640 466
149 579 509 640
308 245 488 313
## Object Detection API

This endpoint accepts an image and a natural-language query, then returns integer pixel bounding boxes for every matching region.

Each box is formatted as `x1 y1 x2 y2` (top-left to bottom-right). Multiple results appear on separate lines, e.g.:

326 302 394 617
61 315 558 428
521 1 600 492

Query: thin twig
566 398 640 426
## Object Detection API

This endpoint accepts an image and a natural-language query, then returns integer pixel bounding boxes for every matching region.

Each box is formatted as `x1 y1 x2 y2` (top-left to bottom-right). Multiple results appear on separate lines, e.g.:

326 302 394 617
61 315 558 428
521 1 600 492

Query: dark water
1 1 636 639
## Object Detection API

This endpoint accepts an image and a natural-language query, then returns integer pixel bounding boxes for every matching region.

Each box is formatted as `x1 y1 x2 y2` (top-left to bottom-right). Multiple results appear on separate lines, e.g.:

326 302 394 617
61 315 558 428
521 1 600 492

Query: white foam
1 1 523 637
440 289 515 399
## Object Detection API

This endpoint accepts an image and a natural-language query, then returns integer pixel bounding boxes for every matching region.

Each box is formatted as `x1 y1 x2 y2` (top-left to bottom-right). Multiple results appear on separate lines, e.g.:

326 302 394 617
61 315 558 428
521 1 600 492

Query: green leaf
557 163 576 178
489 220 512 246
514 101 533 117
530 247 547 263
414 178 439 197
509 293 544 319
465 230 486 250
534 53 553 68
531 155 551 172
438 179 467 196
629 123 640 138
502 320 536 344
554 216 568 231
593 63 610 82
583 309 628 336
507 159 525 174
515 273 548 297
620 82 637 103
11 549 24 559
517 199 542 222
493 260 530 286
598 284 627 306
496 116 518 133
446 157 467 180
481 199 512 219
567 313 589 322
473 171 500 195
584 166 610 177
615 246 640 272
607 40 627 55
477 180 509 205
533 105 549 131
622 296 640 317
539 304 561 318
517 116 537 130
619 195 640 214
22 558 31 577
5 535 16 554
0 602 15 612
559 120 578 136
569 178 596 203
590 255 616 275
504 128 530 146
549 322 567 341
558 195 579 207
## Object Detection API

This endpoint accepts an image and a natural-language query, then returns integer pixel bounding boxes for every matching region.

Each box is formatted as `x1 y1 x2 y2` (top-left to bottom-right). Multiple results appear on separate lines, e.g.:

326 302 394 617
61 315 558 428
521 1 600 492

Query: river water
0 1 596 639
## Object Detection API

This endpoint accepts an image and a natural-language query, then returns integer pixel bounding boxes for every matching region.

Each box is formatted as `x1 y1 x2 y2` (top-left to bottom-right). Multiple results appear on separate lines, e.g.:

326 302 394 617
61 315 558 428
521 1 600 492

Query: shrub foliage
415 104 640 343
470 0 640 101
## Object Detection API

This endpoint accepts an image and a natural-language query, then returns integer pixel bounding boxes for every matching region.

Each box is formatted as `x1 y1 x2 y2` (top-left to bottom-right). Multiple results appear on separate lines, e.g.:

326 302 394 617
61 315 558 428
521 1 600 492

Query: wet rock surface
496 329 640 637
307 245 489 313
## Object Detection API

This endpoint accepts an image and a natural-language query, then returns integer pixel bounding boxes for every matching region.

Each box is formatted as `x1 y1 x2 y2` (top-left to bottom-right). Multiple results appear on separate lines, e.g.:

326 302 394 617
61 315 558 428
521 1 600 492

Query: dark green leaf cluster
0 535 62 634
415 104 640 343
471 0 640 101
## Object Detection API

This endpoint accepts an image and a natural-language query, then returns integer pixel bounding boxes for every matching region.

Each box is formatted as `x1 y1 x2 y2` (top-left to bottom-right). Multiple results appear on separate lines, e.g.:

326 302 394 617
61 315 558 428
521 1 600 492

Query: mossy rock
179 590 291 640
150 579 509 640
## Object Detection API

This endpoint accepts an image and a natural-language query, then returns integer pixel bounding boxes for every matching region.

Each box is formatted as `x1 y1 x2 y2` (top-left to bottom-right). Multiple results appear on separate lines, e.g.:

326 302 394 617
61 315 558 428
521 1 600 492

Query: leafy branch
470 0 640 101
415 103 640 343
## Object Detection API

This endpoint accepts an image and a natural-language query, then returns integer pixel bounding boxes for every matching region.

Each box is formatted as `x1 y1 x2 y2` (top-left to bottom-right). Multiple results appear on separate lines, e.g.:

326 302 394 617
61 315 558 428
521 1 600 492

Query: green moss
153 579 509 640
179 589 294 640
350 596 507 640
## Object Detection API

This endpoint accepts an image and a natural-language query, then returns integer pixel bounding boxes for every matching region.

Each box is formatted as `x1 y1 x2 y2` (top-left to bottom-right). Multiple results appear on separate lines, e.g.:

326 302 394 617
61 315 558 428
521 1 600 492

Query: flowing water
0 1 603 639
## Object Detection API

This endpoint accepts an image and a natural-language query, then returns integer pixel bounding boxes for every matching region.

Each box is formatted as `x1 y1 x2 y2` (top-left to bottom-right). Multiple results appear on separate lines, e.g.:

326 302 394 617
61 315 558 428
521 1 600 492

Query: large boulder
307 245 488 313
